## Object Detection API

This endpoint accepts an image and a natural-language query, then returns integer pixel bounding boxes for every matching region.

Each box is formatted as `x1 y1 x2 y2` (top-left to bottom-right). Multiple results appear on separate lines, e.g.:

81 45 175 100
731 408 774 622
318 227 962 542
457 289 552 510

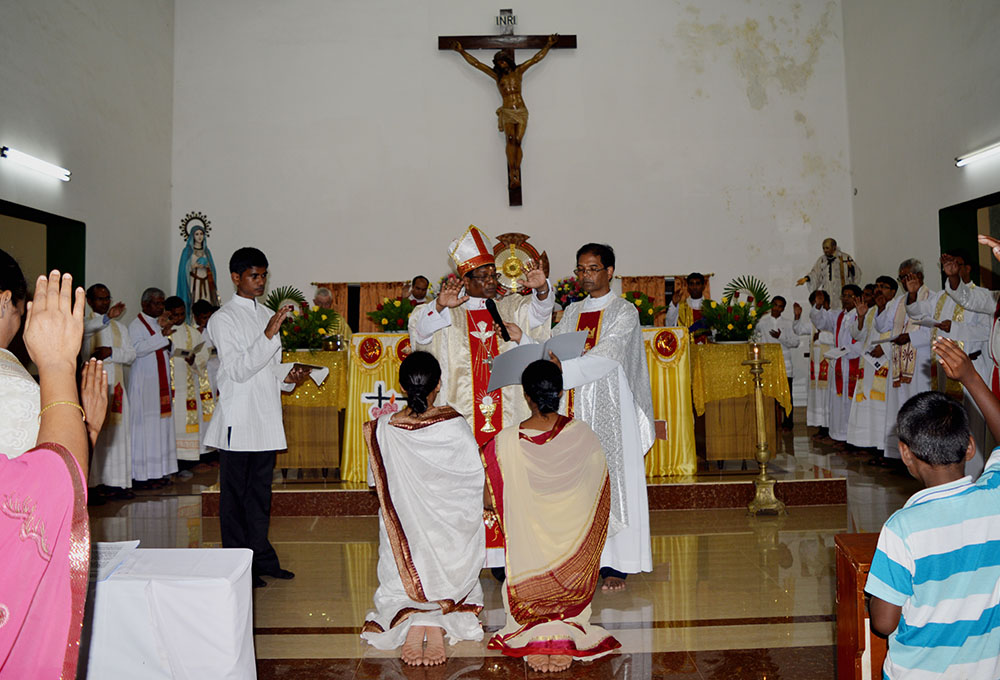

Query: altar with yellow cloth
341 332 410 482
642 327 697 477
690 343 790 460
280 349 349 470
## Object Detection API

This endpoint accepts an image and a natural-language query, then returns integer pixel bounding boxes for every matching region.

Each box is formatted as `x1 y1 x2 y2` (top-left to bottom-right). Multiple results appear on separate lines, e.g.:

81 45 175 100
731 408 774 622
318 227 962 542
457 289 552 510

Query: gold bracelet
39 400 86 422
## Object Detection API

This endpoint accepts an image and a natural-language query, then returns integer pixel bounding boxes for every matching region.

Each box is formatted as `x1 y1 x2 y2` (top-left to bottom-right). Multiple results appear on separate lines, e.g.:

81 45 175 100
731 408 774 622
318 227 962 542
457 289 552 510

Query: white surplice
810 307 861 441
203 295 292 452
553 292 655 575
0 348 39 459
169 323 213 460
794 318 834 428
755 313 800 378
128 313 178 481
846 309 889 450
362 411 485 649
876 289 931 457
409 287 553 434
83 310 136 486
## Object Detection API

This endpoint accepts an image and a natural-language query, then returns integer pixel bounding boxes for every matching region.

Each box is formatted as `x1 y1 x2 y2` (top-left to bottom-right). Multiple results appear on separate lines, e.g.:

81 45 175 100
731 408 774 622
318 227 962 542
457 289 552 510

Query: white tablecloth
87 548 256 679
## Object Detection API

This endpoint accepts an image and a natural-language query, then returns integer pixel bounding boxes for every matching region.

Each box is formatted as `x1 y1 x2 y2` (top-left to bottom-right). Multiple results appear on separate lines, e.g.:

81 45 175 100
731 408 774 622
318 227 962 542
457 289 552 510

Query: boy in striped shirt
865 389 1000 679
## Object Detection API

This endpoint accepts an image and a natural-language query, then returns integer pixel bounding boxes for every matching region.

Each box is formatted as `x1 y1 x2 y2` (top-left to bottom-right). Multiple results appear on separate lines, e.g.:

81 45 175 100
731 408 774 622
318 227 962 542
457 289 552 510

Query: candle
753 343 761 361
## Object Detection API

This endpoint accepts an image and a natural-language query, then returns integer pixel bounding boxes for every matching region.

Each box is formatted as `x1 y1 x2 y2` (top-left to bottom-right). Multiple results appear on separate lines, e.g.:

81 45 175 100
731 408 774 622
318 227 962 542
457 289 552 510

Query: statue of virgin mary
176 222 219 316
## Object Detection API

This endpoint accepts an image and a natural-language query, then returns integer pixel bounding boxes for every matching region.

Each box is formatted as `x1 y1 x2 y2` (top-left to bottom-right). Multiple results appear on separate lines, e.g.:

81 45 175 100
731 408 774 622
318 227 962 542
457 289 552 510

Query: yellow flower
282 330 288 336
647 307 653 313
394 300 401 308
311 305 319 312
381 318 388 325
318 328 326 335
727 323 734 330
710 301 717 309
321 314 328 321
739 301 746 307
383 297 390 304
634 299 641 306
749 309 756 317
621 293 627 298
747 324 753 329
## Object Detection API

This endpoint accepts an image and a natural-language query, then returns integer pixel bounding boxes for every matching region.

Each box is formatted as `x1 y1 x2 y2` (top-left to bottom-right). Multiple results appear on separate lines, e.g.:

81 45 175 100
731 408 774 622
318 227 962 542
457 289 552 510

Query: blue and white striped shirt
865 450 1000 679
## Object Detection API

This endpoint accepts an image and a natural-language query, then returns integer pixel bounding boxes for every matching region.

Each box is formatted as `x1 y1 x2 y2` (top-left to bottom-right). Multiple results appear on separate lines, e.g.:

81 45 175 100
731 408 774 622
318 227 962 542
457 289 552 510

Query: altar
280 349 349 472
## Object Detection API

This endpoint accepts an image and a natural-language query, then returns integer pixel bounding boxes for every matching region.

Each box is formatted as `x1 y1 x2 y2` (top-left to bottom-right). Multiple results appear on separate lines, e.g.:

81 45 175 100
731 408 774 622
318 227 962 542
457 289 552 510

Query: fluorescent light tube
0 146 71 181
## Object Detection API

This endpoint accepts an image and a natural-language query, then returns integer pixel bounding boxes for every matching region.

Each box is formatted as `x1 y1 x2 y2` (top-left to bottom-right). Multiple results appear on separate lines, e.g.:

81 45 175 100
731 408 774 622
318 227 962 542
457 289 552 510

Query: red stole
833 312 861 398
138 315 172 417
467 308 503 446
567 310 603 417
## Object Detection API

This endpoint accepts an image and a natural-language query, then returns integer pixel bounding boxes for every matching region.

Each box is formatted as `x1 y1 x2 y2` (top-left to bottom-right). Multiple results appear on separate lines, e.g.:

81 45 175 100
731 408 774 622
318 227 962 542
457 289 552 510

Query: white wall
171 0 854 310
0 0 174 302
843 0 1000 281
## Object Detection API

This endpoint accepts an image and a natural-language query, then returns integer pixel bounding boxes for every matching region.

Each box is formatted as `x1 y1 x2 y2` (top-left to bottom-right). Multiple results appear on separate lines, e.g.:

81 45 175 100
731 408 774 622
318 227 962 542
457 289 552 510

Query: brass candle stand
742 343 787 516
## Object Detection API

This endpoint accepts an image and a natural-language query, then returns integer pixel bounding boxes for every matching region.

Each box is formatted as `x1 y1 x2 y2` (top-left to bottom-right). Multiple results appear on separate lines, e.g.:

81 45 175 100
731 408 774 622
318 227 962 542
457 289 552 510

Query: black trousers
219 449 281 575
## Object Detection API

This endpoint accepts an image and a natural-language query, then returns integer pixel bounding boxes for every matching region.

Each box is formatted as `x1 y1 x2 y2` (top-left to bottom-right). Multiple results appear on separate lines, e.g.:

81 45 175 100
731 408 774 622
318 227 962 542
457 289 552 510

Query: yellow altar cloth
642 327 697 477
690 343 791 416
341 332 410 482
280 350 348 470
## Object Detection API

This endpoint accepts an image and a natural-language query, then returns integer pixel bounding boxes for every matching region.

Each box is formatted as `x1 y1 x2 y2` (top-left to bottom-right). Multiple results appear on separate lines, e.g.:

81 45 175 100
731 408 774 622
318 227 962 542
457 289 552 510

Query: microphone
484 298 511 342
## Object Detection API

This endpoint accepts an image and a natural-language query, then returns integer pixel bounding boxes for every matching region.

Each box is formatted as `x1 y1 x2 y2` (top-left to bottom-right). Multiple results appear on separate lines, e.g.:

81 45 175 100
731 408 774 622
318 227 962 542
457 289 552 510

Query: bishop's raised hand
435 278 469 311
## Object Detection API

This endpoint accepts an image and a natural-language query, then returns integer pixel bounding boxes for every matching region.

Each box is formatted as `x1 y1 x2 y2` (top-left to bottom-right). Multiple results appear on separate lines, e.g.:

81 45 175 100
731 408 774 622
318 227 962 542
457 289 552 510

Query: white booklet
872 335 901 345
823 346 849 360
486 331 590 393
863 353 886 370
272 361 329 387
172 341 205 358
912 319 938 328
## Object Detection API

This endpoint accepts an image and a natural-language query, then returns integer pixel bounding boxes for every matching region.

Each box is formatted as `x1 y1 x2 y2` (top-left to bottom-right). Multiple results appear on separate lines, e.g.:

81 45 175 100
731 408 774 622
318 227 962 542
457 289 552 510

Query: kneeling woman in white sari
361 351 485 666
483 360 620 673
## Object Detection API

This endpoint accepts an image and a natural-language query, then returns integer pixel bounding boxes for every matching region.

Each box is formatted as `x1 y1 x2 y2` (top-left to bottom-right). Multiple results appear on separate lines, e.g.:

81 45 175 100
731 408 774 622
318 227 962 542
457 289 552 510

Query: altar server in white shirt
83 284 136 492
809 285 863 443
128 287 178 487
756 296 800 428
203 247 311 588
793 289 834 438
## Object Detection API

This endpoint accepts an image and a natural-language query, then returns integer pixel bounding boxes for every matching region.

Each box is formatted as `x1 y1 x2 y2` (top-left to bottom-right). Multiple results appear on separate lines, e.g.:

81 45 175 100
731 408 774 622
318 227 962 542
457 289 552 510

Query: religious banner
642 327 697 477
341 332 410 482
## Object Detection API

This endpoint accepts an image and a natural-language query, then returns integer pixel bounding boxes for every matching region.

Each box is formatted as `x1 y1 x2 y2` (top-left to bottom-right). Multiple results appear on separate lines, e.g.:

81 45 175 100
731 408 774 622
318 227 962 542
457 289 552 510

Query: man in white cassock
83 284 136 494
755 296 800 428
163 296 214 465
847 282 892 452
809 285 863 443
794 289 834 439
874 259 931 458
127 287 178 487
796 238 861 308
203 247 311 588
193 299 221 401
549 243 655 591
408 225 553 449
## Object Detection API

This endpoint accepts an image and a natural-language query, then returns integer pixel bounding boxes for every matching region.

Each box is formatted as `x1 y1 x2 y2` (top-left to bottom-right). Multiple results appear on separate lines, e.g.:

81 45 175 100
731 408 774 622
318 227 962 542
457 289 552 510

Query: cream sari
0 348 39 458
483 416 620 659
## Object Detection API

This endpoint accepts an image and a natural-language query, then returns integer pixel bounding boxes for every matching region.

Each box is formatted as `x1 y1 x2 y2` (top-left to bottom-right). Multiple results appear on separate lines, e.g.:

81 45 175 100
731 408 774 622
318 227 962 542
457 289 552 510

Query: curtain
620 275 667 326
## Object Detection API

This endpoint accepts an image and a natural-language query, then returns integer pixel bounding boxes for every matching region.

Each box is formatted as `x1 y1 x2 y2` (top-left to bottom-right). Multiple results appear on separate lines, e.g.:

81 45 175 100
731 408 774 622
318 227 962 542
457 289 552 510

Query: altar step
200 475 845 517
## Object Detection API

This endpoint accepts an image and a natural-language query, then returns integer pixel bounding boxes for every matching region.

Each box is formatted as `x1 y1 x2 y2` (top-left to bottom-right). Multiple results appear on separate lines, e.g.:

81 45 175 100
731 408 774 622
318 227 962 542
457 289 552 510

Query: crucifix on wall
439 10 576 206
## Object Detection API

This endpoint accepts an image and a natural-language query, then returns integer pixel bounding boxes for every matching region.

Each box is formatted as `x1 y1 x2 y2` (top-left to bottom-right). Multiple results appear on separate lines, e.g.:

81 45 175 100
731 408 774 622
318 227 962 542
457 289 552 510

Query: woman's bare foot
401 626 424 665
549 655 572 672
602 576 627 591
526 655 550 672
422 626 446 666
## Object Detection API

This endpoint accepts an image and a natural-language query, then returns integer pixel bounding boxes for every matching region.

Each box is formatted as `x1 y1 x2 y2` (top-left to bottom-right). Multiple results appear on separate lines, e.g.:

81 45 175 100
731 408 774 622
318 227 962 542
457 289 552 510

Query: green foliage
366 295 417 332
622 290 667 327
700 276 773 341
263 286 306 312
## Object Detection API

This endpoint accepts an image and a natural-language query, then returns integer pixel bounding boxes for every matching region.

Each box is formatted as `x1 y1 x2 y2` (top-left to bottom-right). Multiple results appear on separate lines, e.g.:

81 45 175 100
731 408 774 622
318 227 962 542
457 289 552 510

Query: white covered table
87 548 256 679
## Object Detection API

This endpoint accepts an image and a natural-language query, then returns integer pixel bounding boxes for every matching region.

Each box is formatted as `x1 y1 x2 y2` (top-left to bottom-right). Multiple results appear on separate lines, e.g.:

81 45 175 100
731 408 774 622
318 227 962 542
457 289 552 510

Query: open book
486 331 589 392
172 341 205 359
272 362 330 387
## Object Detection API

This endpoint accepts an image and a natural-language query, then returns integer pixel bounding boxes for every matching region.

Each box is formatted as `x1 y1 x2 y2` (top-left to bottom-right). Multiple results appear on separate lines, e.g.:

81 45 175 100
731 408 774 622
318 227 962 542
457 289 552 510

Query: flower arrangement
554 276 588 308
366 295 417 331
622 290 666 327
263 286 340 350
699 275 773 342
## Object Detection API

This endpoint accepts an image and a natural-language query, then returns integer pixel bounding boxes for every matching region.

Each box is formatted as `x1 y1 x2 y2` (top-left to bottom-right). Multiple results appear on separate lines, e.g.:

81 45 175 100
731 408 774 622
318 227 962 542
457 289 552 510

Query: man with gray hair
127 287 180 488
312 286 352 345
863 259 931 459
797 238 861 308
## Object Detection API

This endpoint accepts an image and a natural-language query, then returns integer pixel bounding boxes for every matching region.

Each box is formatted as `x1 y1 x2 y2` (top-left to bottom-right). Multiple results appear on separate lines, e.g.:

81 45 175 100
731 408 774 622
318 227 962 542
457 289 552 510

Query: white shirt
756 313 800 377
411 284 553 345
203 295 292 451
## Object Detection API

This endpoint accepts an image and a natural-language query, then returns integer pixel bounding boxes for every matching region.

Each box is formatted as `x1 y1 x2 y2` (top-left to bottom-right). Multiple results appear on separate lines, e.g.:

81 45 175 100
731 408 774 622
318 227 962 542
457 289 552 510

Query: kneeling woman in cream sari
361 351 485 666
483 360 620 673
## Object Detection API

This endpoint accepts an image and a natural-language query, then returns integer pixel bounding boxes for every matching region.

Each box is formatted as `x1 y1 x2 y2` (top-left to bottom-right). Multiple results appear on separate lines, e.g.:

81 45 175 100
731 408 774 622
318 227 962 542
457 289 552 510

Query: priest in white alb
128 287 178 486
83 284 136 493
164 295 214 464
794 289 835 439
846 282 892 452
755 296 800 428
809 285 863 443
408 225 553 448
549 243 655 591
796 238 861 308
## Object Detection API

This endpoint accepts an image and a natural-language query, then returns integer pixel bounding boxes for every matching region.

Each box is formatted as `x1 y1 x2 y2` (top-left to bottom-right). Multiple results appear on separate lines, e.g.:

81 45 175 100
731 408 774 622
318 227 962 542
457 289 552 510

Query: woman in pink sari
0 269 108 679
482 360 620 673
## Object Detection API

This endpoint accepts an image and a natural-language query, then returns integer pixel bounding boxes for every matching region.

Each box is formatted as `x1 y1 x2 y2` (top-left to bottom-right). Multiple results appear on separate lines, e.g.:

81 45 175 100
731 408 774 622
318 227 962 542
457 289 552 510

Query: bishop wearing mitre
408 225 553 446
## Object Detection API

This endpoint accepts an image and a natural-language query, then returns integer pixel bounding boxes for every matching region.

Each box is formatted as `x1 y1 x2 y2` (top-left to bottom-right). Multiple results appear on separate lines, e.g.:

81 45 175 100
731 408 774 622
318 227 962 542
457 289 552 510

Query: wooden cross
439 10 576 206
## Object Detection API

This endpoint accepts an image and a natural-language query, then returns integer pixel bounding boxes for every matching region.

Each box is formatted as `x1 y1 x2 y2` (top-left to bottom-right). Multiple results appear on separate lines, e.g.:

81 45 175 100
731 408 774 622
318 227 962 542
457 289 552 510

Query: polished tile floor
89 417 922 679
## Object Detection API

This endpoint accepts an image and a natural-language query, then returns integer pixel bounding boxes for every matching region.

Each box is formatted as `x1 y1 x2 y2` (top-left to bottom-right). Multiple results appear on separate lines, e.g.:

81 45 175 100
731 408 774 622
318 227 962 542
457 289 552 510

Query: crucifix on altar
439 9 576 206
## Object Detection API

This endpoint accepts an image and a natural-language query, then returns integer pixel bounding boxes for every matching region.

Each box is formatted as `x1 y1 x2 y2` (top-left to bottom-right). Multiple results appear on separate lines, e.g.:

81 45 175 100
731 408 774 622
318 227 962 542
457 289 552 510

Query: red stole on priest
567 310 603 417
467 308 503 446
138 315 172 417
833 312 861 398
